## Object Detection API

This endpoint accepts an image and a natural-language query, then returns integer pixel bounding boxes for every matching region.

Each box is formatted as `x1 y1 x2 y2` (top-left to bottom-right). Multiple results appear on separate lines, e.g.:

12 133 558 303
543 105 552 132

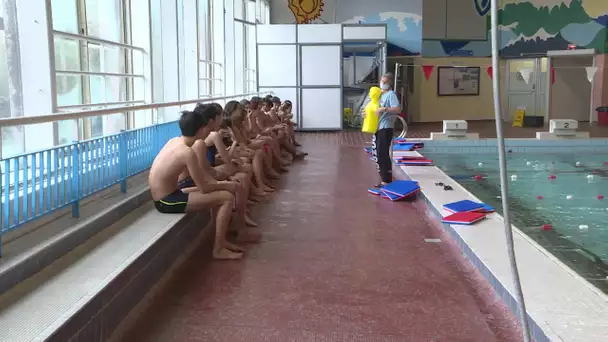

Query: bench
0 184 212 341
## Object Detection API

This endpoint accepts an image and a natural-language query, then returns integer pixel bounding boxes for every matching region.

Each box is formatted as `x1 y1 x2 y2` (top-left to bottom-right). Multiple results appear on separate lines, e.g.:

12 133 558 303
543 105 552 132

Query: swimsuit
154 189 189 214
177 177 195 189
207 145 218 167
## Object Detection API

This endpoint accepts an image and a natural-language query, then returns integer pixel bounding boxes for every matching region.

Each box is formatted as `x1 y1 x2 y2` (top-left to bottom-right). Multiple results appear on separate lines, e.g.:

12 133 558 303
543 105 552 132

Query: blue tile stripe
421 139 608 154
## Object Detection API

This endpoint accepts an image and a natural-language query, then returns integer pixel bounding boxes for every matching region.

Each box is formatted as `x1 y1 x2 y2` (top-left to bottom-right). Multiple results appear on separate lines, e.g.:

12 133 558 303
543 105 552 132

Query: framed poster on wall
437 66 480 96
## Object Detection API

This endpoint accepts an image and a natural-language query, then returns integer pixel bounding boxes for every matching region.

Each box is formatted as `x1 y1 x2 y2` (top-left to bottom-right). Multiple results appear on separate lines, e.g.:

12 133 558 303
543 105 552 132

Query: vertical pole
119 130 128 193
490 1 531 341
71 142 81 218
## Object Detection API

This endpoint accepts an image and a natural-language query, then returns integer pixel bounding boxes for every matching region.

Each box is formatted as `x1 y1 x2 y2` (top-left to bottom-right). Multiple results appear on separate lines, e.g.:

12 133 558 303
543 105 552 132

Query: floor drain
424 238 441 243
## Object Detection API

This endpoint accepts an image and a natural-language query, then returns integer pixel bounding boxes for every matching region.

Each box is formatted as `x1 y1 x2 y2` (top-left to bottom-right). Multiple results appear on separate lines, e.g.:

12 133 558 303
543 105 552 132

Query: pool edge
392 158 608 342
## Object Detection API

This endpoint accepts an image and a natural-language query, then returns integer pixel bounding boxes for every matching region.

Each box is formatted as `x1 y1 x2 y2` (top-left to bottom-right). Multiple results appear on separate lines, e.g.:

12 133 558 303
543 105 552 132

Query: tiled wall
419 139 608 154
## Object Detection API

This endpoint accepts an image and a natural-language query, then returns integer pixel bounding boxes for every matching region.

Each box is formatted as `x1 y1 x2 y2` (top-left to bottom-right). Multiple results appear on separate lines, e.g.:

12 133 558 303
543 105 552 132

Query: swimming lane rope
489 1 531 341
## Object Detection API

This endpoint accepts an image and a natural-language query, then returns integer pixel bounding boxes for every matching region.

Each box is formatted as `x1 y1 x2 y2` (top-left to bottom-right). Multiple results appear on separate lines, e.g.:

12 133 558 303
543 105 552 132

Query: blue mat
443 200 484 213
381 180 420 198
393 144 416 151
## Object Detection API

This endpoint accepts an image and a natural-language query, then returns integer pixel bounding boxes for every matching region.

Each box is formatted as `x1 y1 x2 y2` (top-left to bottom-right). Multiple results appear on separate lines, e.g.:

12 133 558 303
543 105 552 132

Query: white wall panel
301 88 341 129
301 45 341 86
258 45 297 87
342 26 386 41
298 24 341 43
257 24 296 44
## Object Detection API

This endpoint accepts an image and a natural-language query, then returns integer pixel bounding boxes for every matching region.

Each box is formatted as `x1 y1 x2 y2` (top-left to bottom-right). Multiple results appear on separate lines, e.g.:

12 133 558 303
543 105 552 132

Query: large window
210 0 225 99
234 0 256 93
2 0 258 158
51 0 147 143
0 0 23 158
198 0 223 98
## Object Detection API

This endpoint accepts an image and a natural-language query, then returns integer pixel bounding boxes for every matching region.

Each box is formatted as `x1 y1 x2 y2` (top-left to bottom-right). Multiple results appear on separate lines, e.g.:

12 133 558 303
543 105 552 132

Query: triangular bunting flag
519 68 531 84
586 66 598 83
422 65 434 80
487 65 493 79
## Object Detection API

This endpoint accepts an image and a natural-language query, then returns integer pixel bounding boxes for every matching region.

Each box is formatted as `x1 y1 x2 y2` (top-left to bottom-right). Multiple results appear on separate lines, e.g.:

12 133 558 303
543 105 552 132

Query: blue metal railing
0 121 180 252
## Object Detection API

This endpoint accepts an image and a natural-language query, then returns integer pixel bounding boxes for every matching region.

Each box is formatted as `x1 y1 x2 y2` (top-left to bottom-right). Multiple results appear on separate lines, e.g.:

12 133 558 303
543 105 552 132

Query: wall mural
288 0 326 24
336 0 422 56
499 0 608 56
271 0 423 56
425 0 608 57
274 0 608 57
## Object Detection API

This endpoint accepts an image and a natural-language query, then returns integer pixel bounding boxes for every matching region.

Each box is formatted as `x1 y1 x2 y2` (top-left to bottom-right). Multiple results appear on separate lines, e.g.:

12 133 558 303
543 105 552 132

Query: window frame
51 0 146 143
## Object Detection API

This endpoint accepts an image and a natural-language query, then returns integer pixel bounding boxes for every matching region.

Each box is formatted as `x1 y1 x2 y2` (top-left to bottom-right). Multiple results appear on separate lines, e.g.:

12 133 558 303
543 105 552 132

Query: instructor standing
372 72 401 187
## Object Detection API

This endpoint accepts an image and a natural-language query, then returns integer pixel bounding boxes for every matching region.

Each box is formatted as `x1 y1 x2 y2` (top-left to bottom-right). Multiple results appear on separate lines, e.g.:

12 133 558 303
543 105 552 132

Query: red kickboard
442 211 486 225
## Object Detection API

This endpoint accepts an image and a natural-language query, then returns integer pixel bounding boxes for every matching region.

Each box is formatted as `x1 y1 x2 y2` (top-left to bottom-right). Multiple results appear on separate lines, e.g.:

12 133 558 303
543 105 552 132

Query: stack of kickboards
441 199 495 225
368 180 420 202
391 139 433 166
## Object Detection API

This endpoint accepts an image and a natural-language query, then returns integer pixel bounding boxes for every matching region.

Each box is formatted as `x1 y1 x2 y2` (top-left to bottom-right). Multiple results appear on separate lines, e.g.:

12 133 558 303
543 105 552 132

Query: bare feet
263 185 275 192
213 247 243 260
294 141 302 147
267 171 280 179
224 241 245 252
237 230 262 243
253 189 268 197
245 214 258 227
294 152 307 160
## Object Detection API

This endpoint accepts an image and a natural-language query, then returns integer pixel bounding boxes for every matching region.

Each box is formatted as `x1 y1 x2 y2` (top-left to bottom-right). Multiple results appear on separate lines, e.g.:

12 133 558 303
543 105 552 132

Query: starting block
430 120 480 140
536 119 589 139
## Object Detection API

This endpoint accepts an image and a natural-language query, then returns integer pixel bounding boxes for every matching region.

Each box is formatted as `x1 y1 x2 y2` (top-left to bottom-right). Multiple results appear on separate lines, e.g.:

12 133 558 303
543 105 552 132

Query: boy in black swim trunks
148 106 243 260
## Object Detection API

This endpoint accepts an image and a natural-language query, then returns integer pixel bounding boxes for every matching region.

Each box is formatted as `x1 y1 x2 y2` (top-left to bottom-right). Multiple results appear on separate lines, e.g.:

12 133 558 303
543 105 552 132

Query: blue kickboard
443 200 484 213
477 204 495 213
367 187 383 196
381 190 404 201
393 144 416 151
364 147 372 154
381 180 420 198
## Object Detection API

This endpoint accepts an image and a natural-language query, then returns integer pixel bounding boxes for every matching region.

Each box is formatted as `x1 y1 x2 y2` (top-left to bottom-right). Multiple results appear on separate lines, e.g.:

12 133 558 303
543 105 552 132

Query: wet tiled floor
121 133 524 342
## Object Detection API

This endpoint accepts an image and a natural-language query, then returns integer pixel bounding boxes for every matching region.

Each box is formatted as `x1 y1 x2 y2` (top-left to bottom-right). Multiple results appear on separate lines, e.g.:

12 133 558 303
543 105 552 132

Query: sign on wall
437 66 480 96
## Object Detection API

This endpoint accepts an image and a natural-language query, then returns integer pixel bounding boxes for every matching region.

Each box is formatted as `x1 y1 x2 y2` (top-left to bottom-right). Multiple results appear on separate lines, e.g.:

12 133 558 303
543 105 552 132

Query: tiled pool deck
396 142 608 342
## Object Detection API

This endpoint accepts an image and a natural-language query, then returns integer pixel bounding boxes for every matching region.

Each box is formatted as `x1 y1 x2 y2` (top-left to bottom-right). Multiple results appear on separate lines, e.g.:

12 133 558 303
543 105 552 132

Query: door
506 59 540 121
549 56 593 122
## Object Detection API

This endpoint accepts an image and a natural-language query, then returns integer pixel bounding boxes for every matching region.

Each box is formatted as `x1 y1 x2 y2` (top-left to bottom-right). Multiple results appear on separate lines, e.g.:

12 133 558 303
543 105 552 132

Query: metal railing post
71 141 81 218
119 130 128 193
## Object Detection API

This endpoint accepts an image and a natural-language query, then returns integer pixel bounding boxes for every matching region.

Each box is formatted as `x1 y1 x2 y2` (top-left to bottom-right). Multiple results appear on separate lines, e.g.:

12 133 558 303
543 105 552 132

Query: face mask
380 82 390 90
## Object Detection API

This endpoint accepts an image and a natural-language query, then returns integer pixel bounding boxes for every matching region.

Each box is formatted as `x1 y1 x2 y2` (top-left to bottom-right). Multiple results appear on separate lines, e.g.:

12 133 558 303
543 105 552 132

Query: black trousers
372 128 393 183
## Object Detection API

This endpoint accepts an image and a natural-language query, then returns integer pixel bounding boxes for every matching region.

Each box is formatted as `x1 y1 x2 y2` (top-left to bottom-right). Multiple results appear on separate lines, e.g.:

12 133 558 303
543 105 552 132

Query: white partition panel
298 24 342 43
343 25 386 41
301 88 342 129
301 45 341 86
259 87 299 124
258 45 297 87
257 24 296 44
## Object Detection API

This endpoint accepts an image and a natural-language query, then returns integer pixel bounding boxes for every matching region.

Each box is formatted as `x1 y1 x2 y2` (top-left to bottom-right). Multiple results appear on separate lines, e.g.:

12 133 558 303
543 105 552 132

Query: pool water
426 152 608 292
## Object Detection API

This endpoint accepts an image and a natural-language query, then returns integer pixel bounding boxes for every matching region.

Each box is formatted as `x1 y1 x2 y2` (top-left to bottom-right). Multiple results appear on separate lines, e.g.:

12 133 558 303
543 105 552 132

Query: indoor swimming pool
427 152 608 292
